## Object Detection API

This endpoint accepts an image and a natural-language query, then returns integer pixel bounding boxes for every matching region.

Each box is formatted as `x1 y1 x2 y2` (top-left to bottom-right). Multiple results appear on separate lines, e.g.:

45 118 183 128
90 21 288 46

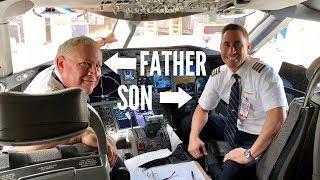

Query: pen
204 154 208 171
191 170 195 180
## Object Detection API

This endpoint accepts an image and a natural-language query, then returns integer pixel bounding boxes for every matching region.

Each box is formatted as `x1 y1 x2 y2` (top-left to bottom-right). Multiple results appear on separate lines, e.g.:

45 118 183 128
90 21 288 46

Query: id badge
239 97 250 121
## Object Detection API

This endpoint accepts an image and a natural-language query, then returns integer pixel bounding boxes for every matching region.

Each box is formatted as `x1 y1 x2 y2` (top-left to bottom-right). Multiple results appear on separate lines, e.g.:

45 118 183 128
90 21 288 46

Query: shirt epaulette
252 62 266 73
211 67 221 76
48 71 64 92
51 86 60 91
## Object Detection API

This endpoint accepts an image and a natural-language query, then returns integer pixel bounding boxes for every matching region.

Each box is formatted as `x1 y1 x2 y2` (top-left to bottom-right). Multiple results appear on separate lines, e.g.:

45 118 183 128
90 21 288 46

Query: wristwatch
244 149 257 161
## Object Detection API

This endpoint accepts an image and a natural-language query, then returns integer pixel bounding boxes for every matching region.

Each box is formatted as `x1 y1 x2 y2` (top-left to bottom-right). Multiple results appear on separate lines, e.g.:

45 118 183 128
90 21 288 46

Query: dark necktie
224 74 240 147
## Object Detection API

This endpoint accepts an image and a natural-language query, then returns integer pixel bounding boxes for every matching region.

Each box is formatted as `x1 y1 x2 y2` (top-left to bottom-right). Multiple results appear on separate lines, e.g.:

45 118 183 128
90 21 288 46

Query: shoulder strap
252 62 266 73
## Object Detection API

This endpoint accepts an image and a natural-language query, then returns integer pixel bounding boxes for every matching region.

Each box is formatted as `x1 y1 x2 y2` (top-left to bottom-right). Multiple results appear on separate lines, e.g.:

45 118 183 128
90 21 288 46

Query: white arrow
104 53 137 74
160 87 192 108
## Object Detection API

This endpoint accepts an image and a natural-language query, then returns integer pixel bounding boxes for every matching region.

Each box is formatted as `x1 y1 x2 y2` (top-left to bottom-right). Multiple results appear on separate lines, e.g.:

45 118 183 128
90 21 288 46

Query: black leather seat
257 56 320 180
0 88 89 144
0 88 111 180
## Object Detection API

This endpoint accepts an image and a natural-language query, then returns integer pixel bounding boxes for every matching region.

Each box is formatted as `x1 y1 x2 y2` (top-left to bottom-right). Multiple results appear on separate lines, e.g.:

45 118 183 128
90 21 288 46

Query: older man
12 36 119 168
181 24 288 179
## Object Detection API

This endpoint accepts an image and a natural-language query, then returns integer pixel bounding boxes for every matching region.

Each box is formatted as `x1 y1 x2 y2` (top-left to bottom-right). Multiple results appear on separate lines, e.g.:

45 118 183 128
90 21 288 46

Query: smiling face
220 29 251 72
56 44 102 94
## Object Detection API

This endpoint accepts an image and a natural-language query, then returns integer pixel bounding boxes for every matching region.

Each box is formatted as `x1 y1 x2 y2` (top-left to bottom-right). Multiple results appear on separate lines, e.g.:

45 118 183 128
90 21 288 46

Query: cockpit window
8 10 117 73
127 10 266 49
253 18 320 71
8 9 265 72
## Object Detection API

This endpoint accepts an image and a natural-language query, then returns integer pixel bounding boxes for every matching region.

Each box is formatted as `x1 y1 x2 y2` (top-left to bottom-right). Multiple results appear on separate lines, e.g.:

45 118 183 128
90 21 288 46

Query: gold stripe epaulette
211 67 221 76
252 62 266 73
51 86 60 91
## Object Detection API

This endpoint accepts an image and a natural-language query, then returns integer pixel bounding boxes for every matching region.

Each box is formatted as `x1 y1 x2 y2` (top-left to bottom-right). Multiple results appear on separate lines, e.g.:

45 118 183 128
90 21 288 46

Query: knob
116 136 130 149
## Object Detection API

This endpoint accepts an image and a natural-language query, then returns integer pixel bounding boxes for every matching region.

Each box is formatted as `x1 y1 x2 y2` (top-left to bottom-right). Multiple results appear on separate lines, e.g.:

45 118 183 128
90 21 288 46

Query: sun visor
0 88 89 146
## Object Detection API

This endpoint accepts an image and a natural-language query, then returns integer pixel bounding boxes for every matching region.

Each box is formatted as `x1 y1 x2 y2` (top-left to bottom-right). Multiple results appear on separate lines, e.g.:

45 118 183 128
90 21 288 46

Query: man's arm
96 32 117 48
250 107 286 157
12 128 118 168
188 104 209 158
223 106 286 164
81 128 118 168
12 135 81 152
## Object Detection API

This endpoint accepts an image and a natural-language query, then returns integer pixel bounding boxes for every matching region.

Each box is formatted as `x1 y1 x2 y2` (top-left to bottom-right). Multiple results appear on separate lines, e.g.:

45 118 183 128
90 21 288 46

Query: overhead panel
33 0 234 21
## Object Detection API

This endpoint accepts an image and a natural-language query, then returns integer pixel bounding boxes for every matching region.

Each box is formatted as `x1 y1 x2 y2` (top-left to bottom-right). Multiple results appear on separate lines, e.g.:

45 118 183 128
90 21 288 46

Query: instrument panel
89 46 223 113
90 100 154 132
90 100 178 160
0 46 222 164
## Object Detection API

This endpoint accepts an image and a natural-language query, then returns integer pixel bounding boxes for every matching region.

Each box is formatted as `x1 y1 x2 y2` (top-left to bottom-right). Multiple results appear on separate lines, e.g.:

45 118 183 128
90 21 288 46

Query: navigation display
113 105 154 129
123 70 135 80
153 73 172 92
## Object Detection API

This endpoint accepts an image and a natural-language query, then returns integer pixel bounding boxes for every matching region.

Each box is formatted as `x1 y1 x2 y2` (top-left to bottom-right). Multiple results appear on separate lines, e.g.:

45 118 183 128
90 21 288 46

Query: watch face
244 149 252 159
244 150 248 156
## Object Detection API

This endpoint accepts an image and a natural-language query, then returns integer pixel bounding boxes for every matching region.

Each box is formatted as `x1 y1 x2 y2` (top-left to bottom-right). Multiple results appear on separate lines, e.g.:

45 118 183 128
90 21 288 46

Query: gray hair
55 36 100 59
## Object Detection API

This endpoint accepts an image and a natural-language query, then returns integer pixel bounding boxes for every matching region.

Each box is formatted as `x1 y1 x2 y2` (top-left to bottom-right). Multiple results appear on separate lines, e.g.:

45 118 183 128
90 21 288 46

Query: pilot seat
0 88 128 180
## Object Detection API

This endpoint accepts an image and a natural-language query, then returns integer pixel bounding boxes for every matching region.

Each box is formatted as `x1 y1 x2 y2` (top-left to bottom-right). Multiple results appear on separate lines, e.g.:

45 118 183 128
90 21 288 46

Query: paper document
130 161 206 180
124 148 172 171
166 124 183 152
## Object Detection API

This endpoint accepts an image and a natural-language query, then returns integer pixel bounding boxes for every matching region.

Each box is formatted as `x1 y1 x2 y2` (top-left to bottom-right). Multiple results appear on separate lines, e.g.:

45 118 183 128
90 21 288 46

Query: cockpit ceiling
90 0 234 21
32 0 233 20
92 11 197 21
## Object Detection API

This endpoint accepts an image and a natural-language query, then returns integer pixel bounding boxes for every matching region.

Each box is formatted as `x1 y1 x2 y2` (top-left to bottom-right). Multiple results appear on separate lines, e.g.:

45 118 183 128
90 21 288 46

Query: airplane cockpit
1 0 320 179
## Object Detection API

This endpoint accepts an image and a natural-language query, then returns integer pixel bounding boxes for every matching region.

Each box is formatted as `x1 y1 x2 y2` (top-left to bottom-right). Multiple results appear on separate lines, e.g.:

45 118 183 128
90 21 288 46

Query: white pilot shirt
199 57 288 135
24 65 64 94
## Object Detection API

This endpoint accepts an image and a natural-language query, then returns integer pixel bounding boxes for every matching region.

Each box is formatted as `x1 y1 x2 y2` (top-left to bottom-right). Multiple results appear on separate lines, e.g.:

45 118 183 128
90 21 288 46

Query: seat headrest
0 88 89 145
306 56 320 81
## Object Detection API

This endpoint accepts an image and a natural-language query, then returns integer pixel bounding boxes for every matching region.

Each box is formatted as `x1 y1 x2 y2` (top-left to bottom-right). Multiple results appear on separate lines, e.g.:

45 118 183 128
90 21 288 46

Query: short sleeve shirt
24 66 65 94
199 57 288 135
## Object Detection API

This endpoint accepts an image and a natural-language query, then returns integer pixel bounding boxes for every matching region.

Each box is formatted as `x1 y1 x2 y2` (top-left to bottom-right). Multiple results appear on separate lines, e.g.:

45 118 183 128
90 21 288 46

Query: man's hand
223 147 250 164
106 134 117 168
188 136 207 159
81 129 118 168
105 32 117 44
96 32 117 47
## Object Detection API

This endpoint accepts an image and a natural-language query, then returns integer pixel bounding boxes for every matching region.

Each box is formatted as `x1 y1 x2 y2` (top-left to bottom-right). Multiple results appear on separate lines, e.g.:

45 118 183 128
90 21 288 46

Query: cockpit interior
1 0 320 179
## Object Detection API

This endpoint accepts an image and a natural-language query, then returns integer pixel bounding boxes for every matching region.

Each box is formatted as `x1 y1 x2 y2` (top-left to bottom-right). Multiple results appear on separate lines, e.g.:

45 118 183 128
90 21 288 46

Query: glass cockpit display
195 76 206 94
153 73 172 93
123 70 135 80
89 71 121 103
113 105 154 129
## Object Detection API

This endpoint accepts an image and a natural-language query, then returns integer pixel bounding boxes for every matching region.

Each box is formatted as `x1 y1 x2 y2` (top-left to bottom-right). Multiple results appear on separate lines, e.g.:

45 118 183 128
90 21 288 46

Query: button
136 141 145 151
116 136 129 149
124 152 133 159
